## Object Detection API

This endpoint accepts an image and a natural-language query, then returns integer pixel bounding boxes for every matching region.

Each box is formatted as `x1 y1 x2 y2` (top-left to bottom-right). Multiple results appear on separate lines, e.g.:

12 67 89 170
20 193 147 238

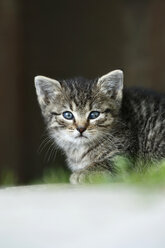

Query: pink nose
76 126 86 134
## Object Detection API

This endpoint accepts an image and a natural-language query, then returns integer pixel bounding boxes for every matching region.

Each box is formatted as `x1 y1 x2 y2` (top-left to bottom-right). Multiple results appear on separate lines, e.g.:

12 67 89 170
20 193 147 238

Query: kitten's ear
97 70 123 100
34 76 61 107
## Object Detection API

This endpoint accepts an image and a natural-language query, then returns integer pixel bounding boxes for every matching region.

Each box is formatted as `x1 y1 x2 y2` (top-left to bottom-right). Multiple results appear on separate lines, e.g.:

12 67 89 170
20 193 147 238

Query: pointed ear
34 75 62 107
97 70 123 100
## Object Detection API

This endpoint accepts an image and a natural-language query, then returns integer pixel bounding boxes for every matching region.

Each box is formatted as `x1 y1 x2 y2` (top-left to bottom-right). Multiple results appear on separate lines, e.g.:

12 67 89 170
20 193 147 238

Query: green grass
41 167 70 184
33 156 165 186
2 157 165 186
0 169 18 186
111 156 165 186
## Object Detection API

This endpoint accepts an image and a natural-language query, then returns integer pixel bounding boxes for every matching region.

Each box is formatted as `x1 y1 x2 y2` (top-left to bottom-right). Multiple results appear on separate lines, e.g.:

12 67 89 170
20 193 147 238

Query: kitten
35 70 165 184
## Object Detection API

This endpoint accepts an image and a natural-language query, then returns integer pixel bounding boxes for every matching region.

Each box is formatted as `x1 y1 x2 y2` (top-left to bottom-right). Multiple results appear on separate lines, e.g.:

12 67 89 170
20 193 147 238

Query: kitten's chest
66 146 91 172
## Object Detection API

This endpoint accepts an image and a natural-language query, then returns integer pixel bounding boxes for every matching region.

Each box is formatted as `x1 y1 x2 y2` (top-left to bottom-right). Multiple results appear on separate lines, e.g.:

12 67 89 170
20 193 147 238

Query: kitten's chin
75 135 88 143
66 134 89 145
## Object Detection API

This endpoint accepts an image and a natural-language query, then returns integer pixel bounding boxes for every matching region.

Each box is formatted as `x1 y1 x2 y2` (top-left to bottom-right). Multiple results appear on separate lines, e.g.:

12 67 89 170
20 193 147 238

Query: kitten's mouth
76 135 87 139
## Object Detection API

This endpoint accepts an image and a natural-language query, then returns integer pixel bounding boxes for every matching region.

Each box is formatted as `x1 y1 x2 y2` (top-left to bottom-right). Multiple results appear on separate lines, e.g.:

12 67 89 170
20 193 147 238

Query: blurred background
0 0 165 185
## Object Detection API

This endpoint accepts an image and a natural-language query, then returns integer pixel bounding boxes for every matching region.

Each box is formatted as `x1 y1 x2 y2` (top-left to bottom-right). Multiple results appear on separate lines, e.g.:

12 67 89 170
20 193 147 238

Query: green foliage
2 157 165 187
41 167 70 184
110 156 165 187
126 159 165 186
0 169 17 186
33 156 165 186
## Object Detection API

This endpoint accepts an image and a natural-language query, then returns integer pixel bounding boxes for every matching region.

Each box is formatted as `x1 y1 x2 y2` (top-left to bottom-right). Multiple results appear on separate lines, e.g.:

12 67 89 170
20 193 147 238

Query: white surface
0 184 164 248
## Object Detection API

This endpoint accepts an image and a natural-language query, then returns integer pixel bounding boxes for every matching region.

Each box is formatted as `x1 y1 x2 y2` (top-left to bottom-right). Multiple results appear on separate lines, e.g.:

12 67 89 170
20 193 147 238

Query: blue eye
63 111 74 120
88 111 100 119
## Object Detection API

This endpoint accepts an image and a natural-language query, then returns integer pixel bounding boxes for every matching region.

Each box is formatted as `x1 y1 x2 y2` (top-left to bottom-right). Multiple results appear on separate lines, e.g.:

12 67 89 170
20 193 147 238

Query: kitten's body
122 88 165 160
35 70 165 183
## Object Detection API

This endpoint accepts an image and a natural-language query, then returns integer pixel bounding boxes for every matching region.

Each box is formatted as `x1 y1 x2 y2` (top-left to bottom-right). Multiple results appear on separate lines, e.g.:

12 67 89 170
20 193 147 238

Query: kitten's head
35 70 123 148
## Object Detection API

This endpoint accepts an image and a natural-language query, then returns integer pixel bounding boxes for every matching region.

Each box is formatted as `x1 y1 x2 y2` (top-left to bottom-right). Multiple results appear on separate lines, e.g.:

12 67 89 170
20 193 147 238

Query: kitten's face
35 70 123 147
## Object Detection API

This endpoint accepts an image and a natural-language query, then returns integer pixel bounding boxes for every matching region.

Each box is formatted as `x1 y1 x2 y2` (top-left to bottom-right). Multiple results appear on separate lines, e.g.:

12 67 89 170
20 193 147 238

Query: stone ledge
0 184 164 248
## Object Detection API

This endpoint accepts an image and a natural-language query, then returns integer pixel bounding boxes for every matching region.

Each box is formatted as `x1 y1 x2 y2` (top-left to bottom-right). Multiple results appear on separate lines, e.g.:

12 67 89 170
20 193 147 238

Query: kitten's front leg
70 162 114 184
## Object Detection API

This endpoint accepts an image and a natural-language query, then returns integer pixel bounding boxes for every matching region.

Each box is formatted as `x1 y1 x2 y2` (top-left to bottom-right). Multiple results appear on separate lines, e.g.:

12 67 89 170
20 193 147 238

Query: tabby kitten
35 70 165 184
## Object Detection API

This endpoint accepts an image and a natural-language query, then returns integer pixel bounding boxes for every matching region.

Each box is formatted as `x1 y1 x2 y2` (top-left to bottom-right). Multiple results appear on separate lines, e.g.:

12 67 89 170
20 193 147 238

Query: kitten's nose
76 126 86 134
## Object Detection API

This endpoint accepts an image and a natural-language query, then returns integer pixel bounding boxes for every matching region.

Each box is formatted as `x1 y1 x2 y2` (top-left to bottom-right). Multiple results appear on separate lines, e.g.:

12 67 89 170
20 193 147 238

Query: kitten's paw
70 171 87 184
70 170 112 184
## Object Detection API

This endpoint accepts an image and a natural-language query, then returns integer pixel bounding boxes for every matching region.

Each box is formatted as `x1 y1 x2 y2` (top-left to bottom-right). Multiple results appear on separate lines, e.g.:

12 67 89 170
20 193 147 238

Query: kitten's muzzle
76 126 86 134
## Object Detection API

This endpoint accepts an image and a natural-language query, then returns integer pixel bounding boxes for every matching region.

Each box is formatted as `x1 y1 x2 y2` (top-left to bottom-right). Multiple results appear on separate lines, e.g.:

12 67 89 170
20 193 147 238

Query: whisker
38 137 52 154
43 141 56 162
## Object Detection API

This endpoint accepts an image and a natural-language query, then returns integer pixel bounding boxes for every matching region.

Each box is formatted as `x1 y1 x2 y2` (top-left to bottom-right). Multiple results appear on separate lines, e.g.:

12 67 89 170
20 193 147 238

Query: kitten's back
121 87 165 159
